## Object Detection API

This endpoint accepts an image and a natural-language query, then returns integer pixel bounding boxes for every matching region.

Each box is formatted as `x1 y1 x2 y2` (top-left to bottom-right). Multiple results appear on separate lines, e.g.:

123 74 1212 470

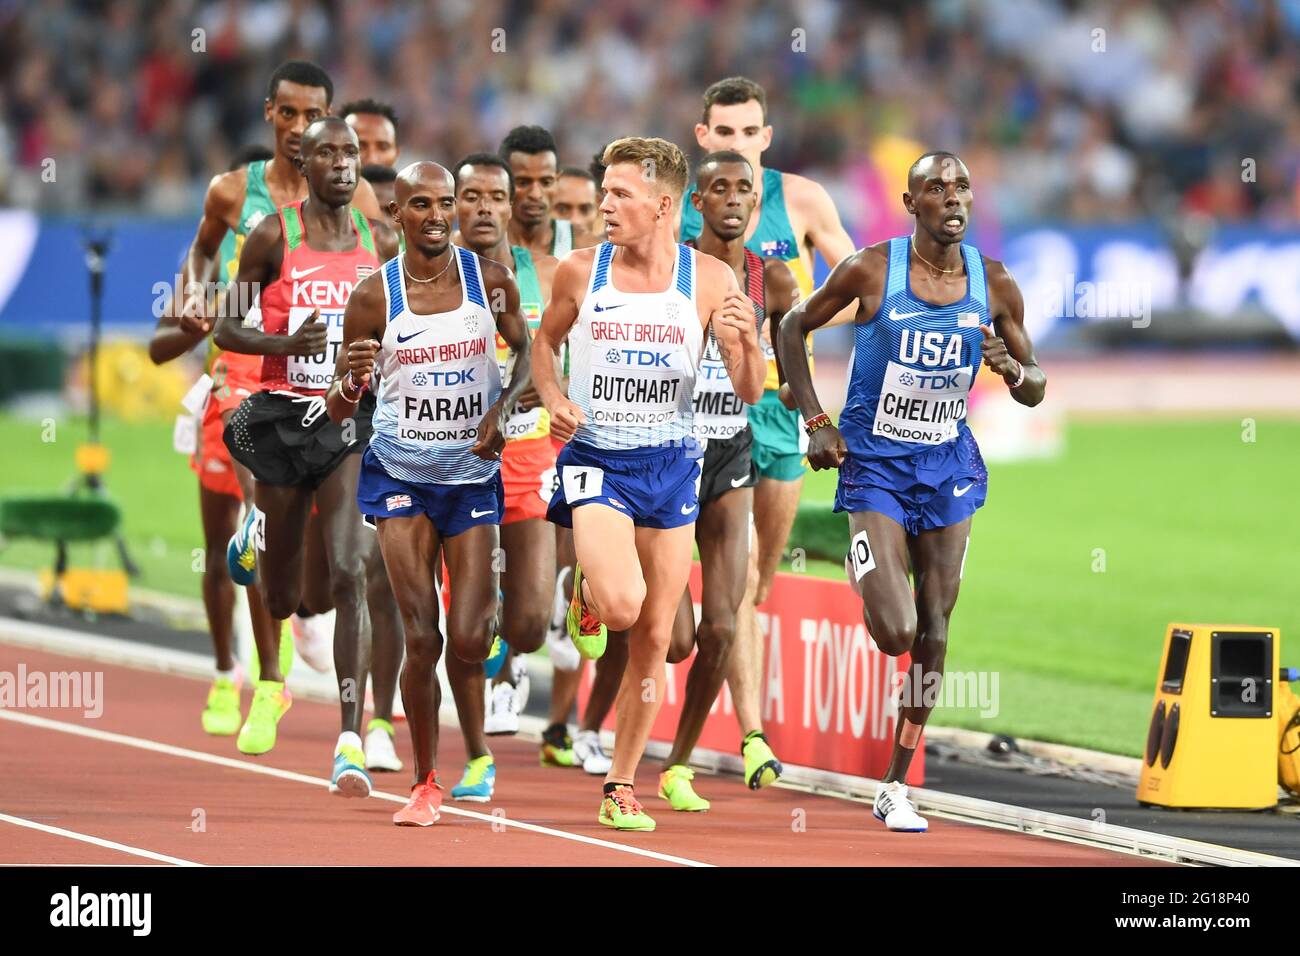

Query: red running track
0 644 1167 867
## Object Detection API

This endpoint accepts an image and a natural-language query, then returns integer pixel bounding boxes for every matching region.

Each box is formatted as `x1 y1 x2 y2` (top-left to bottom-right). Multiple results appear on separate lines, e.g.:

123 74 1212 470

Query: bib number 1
562 466 604 503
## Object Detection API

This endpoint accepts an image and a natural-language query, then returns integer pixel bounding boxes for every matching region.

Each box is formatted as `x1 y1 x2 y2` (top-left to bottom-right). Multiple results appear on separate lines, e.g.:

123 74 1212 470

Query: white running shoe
573 729 612 775
510 655 530 713
291 612 333 673
546 569 582 672
483 681 519 735
364 720 403 772
872 781 928 832
545 621 581 673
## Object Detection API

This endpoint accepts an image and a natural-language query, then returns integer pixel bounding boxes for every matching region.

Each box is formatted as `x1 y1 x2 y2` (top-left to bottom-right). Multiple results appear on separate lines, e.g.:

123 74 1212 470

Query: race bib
285 306 344 390
871 361 971 446
538 464 559 504
398 365 487 445
562 465 604 502
692 335 747 440
850 529 876 581
181 373 213 415
588 346 684 428
172 414 197 455
497 329 550 441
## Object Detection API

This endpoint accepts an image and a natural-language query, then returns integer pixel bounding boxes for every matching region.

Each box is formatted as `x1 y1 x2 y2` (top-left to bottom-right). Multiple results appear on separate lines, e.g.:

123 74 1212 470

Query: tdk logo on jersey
760 240 793 258
700 363 732 381
899 370 963 389
899 329 963 368
414 369 476 386
609 349 670 367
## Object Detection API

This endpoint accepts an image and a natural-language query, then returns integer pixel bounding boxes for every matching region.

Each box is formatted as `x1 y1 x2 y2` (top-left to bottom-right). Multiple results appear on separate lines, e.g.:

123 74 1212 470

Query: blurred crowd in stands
2 0 1296 237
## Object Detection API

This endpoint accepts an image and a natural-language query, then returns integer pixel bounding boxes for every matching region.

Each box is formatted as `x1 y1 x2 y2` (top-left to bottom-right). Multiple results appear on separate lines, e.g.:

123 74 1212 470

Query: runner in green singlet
680 76 857 789
499 125 600 261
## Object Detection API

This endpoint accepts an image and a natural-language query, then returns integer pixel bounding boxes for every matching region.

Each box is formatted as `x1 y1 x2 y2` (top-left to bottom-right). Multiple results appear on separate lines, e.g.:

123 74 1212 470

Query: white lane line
0 811 200 866
0 709 711 868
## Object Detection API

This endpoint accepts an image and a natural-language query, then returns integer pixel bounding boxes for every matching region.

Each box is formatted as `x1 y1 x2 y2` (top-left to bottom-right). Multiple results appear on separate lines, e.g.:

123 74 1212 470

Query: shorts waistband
567 438 702 460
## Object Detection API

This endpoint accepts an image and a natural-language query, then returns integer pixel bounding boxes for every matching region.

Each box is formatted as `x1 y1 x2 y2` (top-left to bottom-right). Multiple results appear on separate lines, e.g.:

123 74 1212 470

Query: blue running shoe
227 506 258 586
450 755 496 802
483 634 507 680
330 742 372 799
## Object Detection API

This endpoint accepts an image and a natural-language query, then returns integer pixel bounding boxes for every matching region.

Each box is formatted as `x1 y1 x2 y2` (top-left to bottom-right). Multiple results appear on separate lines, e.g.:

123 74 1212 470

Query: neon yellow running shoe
566 564 607 660
658 764 710 811
236 680 292 755
742 731 782 790
598 784 656 831
539 725 578 767
201 670 242 736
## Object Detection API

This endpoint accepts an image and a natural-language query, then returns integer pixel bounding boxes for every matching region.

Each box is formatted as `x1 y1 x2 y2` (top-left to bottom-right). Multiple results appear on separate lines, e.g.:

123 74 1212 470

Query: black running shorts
224 390 375 489
698 426 757 506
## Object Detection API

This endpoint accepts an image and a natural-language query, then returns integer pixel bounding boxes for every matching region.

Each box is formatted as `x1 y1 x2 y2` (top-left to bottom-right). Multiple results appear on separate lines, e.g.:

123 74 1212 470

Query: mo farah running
778 151 1045 832
327 161 532 827
444 152 559 799
659 150 796 813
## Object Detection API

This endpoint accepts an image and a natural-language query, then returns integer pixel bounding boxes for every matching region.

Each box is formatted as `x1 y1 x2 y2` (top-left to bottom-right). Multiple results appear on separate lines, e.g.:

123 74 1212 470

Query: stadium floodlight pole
76 223 139 578
80 225 110 447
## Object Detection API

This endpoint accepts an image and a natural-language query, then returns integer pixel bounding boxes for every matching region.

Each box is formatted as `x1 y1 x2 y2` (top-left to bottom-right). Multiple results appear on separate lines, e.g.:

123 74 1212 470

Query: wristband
1007 361 1025 389
804 412 832 437
340 371 365 403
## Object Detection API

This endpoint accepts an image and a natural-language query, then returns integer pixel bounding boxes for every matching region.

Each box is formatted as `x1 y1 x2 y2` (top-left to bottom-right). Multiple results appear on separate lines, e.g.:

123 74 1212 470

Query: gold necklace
403 250 455 284
911 239 962 276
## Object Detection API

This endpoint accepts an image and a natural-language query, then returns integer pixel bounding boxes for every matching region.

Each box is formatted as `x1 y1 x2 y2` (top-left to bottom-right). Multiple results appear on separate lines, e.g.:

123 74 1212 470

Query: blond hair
601 136 689 201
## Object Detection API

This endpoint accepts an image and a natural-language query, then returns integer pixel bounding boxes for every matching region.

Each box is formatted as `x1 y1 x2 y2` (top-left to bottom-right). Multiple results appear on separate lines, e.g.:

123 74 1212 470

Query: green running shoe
658 764 710 811
566 564 607 660
236 680 292 755
742 731 782 790
539 724 578 767
599 784 656 831
201 671 242 736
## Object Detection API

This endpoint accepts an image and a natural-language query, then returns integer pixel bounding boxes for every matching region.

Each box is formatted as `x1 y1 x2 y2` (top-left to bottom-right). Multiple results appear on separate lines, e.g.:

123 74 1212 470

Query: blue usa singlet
839 237 989 460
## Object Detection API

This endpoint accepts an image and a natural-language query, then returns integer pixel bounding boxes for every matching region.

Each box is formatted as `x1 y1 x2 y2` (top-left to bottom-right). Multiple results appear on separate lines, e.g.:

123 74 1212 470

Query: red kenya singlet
257 199 379 395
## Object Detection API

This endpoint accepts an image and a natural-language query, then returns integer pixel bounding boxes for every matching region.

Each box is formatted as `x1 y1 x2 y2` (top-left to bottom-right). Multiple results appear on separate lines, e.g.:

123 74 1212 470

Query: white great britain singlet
369 248 502 484
568 242 702 451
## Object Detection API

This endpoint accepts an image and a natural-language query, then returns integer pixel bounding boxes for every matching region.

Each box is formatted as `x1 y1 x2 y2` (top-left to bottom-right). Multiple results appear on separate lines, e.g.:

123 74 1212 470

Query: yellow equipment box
39 568 130 615
1137 624 1280 810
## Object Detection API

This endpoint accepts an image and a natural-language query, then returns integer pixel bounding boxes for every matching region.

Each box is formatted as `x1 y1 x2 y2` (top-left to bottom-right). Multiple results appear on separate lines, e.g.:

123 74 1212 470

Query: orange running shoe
598 783 656 831
393 771 443 827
